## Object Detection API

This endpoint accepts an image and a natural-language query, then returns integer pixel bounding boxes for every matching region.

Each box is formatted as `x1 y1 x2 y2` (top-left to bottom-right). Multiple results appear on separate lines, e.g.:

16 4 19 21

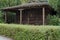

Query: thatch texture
1 1 48 10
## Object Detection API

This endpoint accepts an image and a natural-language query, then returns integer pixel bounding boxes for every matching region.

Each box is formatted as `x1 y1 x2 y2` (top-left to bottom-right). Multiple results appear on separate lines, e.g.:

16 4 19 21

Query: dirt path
0 36 13 40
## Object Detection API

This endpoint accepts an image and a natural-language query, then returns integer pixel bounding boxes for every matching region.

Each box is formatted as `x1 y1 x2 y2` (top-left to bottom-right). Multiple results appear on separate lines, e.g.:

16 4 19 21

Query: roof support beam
42 7 45 26
19 9 23 24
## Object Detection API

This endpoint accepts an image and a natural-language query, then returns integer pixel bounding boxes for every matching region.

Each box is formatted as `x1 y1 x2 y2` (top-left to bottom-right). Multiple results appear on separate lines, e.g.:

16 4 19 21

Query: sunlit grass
0 23 60 31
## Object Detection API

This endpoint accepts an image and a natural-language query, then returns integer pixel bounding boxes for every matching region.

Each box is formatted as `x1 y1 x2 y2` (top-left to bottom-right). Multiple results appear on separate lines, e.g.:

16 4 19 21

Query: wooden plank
42 7 45 25
28 14 29 24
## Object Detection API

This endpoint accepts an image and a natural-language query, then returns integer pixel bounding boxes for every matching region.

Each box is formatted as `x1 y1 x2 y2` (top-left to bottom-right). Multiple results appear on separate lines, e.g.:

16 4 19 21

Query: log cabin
1 1 56 25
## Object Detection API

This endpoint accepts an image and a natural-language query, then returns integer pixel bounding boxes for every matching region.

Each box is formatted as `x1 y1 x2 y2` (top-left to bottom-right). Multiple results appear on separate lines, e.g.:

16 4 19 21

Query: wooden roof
1 1 49 10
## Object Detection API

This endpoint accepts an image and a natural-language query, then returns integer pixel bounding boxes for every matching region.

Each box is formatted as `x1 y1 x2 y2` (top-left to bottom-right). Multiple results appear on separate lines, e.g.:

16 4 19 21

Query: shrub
0 24 60 40
0 11 4 23
47 14 60 25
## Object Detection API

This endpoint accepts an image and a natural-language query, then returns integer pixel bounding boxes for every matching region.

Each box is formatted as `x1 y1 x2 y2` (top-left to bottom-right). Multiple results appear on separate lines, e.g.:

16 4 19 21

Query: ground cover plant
0 24 60 40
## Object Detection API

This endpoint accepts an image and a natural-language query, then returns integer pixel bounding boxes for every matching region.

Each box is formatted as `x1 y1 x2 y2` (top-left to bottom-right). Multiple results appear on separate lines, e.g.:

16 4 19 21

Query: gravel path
0 36 13 40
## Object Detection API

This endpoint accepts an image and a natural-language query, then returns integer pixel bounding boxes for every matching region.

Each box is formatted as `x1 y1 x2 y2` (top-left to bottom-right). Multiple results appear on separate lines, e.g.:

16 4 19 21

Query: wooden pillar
4 11 7 23
19 9 23 24
42 7 45 25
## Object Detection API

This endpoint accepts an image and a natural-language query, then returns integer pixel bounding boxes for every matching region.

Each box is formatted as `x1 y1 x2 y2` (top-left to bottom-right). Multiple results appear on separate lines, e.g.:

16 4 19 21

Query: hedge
0 24 60 40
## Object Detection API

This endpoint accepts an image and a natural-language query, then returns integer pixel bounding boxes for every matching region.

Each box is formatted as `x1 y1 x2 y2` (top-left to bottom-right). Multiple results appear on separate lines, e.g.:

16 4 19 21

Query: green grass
0 24 60 32
0 23 60 40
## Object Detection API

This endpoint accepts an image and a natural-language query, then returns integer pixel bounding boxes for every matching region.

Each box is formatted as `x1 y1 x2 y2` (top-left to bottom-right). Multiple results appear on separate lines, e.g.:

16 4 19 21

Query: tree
48 0 58 10
48 0 60 16
57 0 60 15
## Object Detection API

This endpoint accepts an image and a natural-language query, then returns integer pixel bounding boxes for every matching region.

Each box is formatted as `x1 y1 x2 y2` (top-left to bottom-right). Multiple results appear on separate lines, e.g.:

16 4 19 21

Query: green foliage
47 14 60 25
20 0 29 4
0 11 4 23
48 0 58 10
0 0 22 8
48 0 60 16
57 0 60 16
0 24 60 40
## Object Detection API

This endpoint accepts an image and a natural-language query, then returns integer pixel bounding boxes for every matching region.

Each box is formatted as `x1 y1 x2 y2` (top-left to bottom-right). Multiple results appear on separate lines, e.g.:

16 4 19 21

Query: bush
47 14 60 25
0 24 60 40
0 11 4 23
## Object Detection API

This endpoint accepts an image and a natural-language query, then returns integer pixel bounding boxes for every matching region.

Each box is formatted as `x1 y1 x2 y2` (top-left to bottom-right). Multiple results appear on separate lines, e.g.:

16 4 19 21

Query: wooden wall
6 7 54 25
22 8 43 25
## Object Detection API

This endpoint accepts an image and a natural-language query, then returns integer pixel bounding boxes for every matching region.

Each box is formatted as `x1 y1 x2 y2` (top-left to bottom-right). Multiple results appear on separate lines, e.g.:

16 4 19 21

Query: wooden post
19 9 23 24
42 7 45 26
4 11 7 23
